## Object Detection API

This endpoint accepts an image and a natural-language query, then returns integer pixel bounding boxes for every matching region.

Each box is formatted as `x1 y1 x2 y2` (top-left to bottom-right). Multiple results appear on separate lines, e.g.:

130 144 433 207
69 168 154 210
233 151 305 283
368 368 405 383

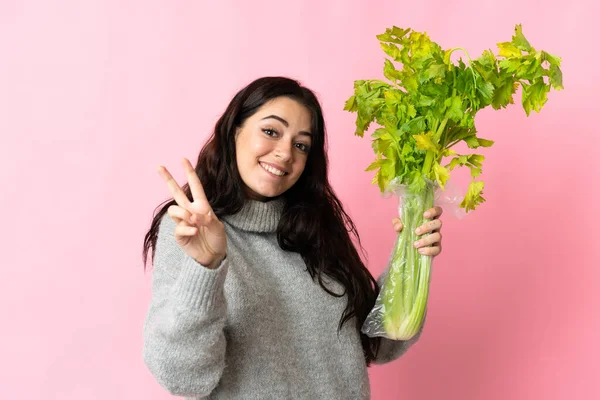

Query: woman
142 76 443 399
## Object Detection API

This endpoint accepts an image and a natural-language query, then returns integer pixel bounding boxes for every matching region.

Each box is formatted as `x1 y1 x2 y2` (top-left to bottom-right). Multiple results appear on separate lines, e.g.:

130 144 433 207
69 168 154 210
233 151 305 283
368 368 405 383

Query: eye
262 128 278 137
295 143 310 153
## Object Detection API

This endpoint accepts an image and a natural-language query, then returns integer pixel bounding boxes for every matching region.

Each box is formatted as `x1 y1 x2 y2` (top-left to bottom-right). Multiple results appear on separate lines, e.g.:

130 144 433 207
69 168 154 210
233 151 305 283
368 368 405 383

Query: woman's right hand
157 158 227 269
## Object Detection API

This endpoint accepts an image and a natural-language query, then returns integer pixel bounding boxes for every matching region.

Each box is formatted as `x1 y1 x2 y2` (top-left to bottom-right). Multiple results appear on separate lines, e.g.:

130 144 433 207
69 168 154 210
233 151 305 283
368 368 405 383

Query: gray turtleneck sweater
142 197 425 399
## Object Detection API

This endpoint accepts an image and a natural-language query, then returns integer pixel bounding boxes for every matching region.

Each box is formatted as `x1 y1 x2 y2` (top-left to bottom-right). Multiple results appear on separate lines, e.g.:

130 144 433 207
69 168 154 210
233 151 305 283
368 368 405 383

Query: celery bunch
346 25 563 339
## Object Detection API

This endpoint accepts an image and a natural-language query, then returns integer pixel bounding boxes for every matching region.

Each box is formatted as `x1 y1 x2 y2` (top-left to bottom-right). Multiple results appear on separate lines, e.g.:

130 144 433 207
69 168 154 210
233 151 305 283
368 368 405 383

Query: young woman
142 76 443 399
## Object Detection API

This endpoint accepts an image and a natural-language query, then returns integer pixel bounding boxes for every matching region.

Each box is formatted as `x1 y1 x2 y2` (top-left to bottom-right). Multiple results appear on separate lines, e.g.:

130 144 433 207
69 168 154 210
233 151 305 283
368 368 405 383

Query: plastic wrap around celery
381 181 435 340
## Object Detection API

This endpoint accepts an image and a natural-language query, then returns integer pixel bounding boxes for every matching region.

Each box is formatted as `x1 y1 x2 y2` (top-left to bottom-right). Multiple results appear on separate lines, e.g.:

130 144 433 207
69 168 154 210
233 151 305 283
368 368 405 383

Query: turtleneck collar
222 197 286 233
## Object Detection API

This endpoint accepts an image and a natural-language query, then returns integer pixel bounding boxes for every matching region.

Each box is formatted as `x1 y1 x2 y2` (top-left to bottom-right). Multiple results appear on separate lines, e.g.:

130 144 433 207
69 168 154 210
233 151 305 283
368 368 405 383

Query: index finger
157 165 192 209
181 158 208 203
424 206 443 219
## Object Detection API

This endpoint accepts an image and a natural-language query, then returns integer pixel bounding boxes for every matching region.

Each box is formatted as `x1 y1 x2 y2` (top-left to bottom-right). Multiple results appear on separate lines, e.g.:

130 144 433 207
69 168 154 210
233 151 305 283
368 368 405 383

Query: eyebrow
261 115 312 137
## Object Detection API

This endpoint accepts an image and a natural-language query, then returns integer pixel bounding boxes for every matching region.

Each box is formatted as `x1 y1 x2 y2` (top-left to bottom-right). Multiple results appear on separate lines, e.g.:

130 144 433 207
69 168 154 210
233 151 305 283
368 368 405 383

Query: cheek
237 136 261 164
252 139 272 157
236 137 273 179
292 158 308 178
243 136 271 160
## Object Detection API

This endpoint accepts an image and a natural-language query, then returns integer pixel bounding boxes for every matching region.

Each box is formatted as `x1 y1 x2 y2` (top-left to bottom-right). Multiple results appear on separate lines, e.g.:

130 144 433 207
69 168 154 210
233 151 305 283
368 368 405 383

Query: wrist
201 254 226 270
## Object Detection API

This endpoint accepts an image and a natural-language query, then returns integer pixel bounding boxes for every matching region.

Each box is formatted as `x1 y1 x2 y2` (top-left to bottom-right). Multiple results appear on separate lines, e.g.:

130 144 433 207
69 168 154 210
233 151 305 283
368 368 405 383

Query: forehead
254 97 312 125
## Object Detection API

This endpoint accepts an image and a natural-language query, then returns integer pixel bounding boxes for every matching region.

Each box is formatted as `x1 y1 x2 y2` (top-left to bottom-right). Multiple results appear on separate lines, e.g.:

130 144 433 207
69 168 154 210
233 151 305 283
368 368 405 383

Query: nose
274 140 293 162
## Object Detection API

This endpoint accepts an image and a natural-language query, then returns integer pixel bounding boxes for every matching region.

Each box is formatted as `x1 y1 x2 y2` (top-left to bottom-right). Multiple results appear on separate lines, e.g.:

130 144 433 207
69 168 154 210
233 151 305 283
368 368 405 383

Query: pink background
1 1 597 399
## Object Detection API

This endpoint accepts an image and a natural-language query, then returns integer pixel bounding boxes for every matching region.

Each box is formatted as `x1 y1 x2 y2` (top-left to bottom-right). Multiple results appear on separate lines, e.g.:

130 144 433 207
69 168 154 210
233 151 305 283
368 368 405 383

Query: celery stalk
381 181 435 340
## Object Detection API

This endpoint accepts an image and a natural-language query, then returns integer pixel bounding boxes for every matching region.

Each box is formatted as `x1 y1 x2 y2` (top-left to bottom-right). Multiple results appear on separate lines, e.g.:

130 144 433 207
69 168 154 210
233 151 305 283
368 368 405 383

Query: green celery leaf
401 116 427 134
384 59 403 82
499 58 522 73
417 95 436 107
464 135 495 149
376 26 410 44
476 138 494 147
492 80 518 109
549 64 563 90
445 96 464 121
447 155 468 171
441 148 457 157
365 158 382 172
477 81 495 104
461 180 486 212
521 80 550 116
413 131 439 152
380 42 401 61
343 95 356 112
497 42 522 58
433 162 450 189
378 158 396 192
390 26 411 38
422 62 447 83
407 104 417 119
511 24 533 52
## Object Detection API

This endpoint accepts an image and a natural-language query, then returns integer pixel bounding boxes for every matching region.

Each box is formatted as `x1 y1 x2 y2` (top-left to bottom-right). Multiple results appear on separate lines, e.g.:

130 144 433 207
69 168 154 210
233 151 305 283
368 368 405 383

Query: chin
246 184 286 201
259 189 285 199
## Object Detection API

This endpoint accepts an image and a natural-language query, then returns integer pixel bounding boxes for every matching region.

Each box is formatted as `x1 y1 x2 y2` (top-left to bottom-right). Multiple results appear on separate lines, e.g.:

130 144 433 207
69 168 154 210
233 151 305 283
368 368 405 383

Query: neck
222 196 286 233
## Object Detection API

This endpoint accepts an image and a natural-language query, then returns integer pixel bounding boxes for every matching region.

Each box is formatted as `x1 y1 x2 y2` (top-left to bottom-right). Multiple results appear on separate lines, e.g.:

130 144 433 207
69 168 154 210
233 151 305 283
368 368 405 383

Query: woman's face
235 96 313 201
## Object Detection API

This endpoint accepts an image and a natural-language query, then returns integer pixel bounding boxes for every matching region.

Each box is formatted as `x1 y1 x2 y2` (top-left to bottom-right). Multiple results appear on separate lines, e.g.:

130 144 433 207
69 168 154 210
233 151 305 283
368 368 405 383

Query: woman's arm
142 215 228 397
372 312 426 365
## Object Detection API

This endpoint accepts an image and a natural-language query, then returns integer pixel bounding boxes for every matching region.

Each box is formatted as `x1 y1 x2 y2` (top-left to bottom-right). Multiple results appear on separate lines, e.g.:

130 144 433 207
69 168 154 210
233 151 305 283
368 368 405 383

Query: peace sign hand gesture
157 158 227 270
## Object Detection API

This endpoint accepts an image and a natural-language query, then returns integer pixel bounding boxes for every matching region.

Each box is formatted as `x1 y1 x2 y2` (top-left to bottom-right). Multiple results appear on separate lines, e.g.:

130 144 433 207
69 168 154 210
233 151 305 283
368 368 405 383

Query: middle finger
182 158 208 204
416 219 442 235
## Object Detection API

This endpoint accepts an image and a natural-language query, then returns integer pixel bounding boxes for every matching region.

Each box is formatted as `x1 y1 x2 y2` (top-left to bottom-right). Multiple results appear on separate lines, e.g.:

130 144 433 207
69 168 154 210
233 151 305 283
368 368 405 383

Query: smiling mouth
260 162 288 177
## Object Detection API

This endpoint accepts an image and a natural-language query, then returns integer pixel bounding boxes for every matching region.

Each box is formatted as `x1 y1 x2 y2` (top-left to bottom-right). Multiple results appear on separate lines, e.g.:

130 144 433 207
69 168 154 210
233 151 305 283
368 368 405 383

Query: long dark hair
142 76 382 365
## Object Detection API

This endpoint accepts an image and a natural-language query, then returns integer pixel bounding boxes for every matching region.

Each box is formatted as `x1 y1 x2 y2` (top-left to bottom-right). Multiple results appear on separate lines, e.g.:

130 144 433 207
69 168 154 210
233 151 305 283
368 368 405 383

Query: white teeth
261 163 286 176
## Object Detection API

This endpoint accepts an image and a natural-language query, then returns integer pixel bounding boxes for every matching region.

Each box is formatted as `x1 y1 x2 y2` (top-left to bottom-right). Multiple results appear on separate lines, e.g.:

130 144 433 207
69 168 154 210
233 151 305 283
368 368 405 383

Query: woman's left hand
392 206 443 257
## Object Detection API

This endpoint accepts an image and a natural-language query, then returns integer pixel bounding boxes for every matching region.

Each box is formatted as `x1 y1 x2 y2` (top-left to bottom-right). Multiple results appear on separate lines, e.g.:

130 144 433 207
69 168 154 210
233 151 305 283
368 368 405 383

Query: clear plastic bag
361 177 467 340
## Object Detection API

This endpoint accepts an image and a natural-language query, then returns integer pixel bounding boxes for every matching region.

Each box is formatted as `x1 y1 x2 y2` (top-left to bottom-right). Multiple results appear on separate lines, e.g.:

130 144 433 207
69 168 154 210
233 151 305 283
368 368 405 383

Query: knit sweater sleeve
371 265 427 365
142 215 229 397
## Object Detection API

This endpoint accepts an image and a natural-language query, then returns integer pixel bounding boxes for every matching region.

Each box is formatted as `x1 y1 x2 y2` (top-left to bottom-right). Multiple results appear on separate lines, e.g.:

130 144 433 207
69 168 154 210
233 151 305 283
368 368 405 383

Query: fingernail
419 248 426 254
415 228 421 234
414 241 419 247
